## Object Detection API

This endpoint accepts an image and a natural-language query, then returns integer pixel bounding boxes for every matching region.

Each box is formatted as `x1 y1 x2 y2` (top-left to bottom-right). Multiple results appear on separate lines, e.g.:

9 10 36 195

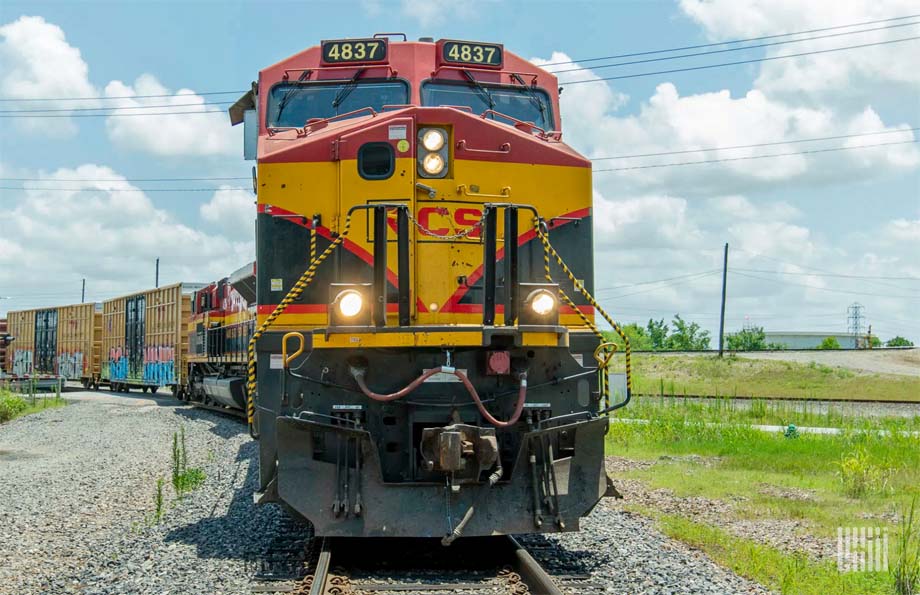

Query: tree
665 315 711 350
646 318 669 350
887 336 914 347
603 323 653 351
868 335 882 348
817 336 841 350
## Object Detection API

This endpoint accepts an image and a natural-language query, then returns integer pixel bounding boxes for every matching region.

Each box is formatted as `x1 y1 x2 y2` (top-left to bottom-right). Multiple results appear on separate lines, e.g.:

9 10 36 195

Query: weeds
894 497 920 595
837 448 889 499
153 478 164 524
0 392 27 422
171 425 205 497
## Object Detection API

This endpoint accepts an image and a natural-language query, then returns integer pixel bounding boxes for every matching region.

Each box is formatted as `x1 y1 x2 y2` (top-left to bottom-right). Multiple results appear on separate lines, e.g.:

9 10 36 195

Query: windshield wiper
461 70 495 112
274 70 311 126
332 68 367 111
510 73 547 124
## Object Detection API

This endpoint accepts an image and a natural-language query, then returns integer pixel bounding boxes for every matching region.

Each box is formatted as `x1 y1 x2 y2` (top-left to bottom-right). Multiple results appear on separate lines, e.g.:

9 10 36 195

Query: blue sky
1 0 918 343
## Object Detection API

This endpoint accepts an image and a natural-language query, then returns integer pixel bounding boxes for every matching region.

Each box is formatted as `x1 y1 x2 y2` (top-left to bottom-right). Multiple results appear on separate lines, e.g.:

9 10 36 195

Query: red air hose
352 366 528 427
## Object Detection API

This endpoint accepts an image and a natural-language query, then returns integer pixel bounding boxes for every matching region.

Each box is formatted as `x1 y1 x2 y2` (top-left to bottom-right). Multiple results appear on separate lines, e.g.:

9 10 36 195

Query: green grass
630 354 920 401
607 402 920 594
645 512 890 595
623 394 920 431
0 389 67 423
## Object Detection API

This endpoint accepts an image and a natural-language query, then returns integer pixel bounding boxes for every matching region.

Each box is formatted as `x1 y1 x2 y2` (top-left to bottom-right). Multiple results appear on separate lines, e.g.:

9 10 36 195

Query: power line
593 139 918 172
0 109 228 119
540 14 920 66
590 127 918 161
0 186 237 193
730 270 920 299
598 271 721 299
548 21 920 75
732 267 920 282
563 36 920 85
1 176 249 182
595 269 721 292
0 101 235 114
0 90 245 103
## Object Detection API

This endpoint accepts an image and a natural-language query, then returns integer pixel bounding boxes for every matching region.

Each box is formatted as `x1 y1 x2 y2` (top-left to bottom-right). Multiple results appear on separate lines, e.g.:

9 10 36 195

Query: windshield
421 80 554 130
266 80 409 128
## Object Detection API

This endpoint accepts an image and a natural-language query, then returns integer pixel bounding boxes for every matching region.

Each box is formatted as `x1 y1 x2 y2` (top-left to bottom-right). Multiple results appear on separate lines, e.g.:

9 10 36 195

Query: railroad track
250 529 599 595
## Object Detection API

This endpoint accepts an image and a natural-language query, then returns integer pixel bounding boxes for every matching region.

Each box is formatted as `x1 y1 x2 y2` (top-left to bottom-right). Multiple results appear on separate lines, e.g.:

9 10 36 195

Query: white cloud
678 0 920 102
0 16 97 136
533 52 918 199
0 164 254 312
200 186 256 240
103 74 240 157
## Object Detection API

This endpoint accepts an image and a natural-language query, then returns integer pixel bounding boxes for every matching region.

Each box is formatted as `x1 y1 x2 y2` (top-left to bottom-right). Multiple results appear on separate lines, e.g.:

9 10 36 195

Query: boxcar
101 283 205 393
4 305 100 390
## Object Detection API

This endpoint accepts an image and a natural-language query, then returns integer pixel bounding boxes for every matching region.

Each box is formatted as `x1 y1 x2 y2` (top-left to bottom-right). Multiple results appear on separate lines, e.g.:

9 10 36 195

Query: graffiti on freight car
106 346 128 381
58 351 85 380
143 345 176 386
12 350 33 376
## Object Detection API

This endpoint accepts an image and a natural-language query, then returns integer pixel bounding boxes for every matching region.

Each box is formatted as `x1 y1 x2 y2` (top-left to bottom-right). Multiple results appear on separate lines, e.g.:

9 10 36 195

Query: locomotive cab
232 36 627 540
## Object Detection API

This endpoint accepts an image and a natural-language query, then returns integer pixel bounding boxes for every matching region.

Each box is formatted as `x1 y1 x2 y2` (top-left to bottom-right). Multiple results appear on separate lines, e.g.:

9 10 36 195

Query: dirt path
735 348 919 377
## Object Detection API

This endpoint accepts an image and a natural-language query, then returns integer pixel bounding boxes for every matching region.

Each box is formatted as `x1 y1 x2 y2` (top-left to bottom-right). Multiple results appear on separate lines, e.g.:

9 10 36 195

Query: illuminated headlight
418 127 449 179
421 128 446 151
518 283 561 326
529 290 556 316
422 153 445 175
335 290 363 318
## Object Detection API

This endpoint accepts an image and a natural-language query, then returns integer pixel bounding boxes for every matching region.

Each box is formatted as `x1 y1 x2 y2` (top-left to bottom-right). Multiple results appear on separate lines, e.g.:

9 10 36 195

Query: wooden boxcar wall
57 303 102 381
102 283 196 388
6 309 36 376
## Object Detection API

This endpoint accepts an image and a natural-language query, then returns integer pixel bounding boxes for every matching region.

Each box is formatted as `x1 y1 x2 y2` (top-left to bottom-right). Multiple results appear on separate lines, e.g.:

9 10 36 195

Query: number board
321 38 388 65
438 40 503 69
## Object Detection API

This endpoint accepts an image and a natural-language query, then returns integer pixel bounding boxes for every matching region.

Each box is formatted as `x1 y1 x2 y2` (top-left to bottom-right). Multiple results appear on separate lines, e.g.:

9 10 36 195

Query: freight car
3 303 101 390
229 35 632 540
101 283 205 393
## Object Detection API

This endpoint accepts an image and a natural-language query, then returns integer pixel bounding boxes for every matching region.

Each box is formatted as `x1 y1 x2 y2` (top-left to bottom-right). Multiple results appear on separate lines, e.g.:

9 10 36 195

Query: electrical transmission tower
847 303 864 349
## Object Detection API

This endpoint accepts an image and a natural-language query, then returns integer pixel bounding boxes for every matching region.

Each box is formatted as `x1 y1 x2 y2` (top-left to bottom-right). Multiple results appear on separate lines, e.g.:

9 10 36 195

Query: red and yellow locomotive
229 35 631 540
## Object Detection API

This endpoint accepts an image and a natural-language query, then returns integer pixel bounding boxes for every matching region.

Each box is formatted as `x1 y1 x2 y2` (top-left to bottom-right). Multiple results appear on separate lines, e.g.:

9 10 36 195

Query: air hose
351 366 529 428
245 215 353 439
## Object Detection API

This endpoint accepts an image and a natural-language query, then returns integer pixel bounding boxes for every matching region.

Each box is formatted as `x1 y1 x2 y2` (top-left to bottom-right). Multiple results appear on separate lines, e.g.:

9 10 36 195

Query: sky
0 0 918 343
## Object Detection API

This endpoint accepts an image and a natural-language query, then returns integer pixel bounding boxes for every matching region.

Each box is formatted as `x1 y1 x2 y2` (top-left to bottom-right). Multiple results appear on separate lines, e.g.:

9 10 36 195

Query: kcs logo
388 205 482 238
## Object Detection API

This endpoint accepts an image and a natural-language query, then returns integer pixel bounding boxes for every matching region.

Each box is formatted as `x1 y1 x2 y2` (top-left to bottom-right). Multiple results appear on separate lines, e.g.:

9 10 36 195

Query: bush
888 336 915 348
0 393 28 422
817 336 841 350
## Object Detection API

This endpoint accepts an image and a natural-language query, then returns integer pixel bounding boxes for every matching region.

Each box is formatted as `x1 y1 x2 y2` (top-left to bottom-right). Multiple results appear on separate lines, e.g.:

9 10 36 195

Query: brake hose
351 366 528 428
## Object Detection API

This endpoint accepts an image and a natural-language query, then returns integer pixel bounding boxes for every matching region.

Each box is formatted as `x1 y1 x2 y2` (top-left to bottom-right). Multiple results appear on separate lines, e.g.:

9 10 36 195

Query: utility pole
81 278 85 303
155 258 160 288
718 242 728 357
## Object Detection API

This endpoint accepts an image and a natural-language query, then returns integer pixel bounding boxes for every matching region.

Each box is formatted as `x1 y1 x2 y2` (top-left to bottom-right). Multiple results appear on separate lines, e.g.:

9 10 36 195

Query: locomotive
227 35 631 540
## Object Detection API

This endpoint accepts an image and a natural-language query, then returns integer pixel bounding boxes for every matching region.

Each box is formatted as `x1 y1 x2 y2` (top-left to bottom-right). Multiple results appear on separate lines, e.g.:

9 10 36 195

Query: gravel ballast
0 391 769 595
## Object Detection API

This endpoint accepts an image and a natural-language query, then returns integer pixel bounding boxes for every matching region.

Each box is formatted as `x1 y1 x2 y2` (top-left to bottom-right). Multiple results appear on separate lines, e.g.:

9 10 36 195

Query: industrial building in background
763 331 870 350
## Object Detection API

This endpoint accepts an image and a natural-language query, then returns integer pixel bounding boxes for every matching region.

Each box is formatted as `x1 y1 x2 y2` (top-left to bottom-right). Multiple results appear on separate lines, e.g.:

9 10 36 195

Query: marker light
529 290 556 316
336 290 364 318
422 153 445 175
421 128 446 151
